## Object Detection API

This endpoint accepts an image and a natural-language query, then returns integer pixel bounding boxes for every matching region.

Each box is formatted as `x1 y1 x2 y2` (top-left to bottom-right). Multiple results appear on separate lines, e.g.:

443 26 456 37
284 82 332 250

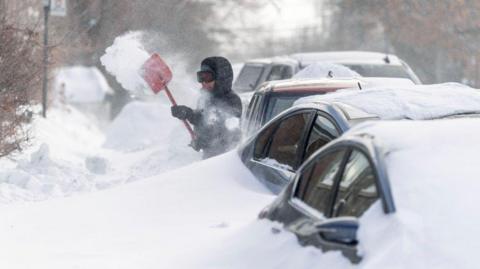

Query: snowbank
0 152 278 268
0 105 105 202
296 83 480 120
103 100 201 178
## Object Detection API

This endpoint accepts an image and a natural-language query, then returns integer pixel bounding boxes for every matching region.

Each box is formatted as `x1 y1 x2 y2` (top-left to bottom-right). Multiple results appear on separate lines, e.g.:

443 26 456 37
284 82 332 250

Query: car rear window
344 64 410 79
264 93 319 123
233 64 265 92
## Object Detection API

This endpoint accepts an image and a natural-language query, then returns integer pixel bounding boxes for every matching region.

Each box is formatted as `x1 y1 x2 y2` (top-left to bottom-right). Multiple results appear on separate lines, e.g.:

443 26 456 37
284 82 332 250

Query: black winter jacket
187 57 242 158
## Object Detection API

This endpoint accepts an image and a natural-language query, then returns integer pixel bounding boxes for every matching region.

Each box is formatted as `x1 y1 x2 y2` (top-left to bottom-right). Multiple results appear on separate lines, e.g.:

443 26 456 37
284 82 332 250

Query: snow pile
100 31 150 94
345 119 480 268
0 152 282 268
0 105 104 202
104 101 188 151
103 100 201 178
54 66 113 103
296 83 480 120
293 62 360 79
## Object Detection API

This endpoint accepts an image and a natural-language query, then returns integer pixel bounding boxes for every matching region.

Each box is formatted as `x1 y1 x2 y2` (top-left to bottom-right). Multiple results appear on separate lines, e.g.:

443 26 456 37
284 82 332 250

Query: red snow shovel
141 53 195 140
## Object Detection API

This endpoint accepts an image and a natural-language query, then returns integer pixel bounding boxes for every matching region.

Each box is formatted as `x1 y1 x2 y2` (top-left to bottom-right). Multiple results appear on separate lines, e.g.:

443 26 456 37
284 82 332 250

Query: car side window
295 149 346 216
333 150 378 218
254 122 277 159
265 112 312 169
303 114 340 161
267 65 286 81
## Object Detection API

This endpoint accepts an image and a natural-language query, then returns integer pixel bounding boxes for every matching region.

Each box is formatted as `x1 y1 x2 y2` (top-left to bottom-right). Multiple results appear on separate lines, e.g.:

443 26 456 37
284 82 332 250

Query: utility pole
42 0 51 118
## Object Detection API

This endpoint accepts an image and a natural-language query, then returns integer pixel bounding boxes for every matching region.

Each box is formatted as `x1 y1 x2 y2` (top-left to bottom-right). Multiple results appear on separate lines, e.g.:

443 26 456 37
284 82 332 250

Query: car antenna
327 70 333 78
383 54 391 64
358 82 362 90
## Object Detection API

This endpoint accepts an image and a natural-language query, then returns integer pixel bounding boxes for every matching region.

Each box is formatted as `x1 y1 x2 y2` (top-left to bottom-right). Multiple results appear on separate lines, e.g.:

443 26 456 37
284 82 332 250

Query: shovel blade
142 53 172 94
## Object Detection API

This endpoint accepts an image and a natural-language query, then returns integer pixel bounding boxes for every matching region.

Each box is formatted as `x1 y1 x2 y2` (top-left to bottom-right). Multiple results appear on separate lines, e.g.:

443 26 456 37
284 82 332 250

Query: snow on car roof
295 82 480 120
344 119 480 268
257 78 361 93
245 56 298 65
358 77 415 87
290 51 403 66
292 62 361 79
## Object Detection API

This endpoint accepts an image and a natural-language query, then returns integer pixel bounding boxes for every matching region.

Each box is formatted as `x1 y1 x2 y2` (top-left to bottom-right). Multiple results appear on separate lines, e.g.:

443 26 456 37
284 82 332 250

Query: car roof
256 78 361 94
244 56 298 66
294 82 480 120
290 51 403 66
293 101 379 122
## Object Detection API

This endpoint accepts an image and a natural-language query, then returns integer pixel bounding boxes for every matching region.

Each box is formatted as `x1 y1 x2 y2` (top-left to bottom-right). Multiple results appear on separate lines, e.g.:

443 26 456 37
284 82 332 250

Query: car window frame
330 148 380 218
253 109 316 170
290 146 350 218
291 143 382 218
299 111 342 163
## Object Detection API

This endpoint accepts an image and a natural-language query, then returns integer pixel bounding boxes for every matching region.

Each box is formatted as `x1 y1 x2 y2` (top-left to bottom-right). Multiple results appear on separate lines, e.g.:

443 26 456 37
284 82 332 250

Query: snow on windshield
293 62 361 79
296 83 480 120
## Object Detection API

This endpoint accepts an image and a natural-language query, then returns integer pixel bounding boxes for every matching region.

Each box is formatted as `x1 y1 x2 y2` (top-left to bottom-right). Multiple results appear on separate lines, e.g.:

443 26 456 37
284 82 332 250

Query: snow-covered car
258 118 480 266
233 51 422 95
290 51 422 84
240 101 377 194
242 77 415 138
242 78 363 138
239 83 480 194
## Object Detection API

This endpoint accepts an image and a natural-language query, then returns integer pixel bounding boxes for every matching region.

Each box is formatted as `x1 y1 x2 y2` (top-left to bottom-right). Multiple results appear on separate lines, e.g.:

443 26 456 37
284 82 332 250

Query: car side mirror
315 217 359 245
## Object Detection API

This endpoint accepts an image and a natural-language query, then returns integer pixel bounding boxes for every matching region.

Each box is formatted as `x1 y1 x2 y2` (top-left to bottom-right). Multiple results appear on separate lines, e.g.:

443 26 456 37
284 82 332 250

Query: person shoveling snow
101 32 242 159
170 56 242 159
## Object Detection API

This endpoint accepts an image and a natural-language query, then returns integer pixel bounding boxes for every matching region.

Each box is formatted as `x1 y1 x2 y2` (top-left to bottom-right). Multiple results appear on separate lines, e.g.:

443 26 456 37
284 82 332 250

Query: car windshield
344 64 411 79
233 64 265 92
265 93 317 122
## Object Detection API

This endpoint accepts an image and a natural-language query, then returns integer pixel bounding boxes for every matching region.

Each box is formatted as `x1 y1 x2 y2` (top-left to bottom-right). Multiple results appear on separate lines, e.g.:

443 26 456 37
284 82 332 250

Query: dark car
240 82 480 195
257 118 480 266
239 101 378 194
243 78 363 138
257 133 395 263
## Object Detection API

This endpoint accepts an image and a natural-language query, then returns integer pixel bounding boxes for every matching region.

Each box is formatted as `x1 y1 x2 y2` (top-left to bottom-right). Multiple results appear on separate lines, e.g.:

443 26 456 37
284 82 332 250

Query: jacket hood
201 56 233 96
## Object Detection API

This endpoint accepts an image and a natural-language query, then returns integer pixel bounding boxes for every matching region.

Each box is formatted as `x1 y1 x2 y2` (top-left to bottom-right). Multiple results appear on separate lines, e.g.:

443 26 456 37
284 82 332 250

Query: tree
0 16 42 157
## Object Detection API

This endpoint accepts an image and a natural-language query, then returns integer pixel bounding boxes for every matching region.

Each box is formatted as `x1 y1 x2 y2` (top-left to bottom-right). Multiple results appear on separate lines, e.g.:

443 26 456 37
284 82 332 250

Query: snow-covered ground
0 100 339 268
0 32 335 268
4 30 480 268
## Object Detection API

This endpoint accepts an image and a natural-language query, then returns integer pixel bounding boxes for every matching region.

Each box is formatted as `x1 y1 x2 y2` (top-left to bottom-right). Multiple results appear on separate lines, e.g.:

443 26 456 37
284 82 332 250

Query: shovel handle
164 86 195 140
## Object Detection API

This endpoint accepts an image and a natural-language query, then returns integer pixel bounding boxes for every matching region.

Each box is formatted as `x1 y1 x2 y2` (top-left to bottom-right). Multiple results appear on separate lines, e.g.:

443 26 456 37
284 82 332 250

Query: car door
248 110 315 193
288 146 380 263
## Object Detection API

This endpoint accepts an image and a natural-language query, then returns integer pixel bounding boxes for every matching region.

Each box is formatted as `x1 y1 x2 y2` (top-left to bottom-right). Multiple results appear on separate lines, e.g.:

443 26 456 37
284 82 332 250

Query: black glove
171 105 193 121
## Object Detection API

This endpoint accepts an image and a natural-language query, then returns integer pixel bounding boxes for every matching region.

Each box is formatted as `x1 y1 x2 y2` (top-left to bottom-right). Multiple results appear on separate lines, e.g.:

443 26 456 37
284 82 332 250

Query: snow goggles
196 71 215 83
